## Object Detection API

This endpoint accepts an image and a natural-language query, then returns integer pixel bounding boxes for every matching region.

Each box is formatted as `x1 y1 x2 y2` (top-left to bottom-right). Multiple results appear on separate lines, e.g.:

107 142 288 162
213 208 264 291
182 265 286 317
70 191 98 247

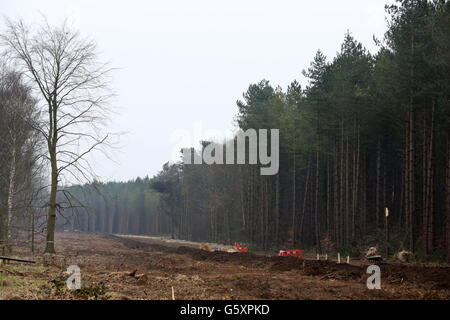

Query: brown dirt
2 232 449 300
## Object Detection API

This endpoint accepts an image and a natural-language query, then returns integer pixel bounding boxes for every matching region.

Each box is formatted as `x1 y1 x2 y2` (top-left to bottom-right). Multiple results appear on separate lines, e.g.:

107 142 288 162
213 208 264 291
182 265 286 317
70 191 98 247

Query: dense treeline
0 65 47 253
58 178 164 236
65 0 450 261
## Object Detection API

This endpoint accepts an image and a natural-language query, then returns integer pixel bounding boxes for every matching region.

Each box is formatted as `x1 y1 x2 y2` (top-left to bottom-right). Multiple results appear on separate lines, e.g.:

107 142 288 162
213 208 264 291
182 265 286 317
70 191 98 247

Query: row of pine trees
63 0 450 262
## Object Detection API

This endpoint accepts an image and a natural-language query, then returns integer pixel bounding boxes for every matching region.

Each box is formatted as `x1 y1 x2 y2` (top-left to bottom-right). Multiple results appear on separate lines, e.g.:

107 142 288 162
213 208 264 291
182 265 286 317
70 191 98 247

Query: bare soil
1 232 449 300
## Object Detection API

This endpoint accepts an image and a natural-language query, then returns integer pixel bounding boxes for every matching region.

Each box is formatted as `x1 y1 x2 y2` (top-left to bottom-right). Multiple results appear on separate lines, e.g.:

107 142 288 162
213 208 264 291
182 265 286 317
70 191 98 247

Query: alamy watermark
171 123 279 176
366 265 381 289
66 265 81 290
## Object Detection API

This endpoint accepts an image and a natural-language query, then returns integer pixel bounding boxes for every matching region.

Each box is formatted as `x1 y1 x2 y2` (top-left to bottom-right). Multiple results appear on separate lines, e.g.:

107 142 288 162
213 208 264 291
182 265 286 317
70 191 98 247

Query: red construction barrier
278 249 303 259
234 242 248 253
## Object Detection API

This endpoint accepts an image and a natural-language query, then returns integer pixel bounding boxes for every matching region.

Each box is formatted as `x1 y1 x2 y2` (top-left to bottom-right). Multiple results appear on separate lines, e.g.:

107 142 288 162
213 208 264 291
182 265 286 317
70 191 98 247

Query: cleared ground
0 232 449 299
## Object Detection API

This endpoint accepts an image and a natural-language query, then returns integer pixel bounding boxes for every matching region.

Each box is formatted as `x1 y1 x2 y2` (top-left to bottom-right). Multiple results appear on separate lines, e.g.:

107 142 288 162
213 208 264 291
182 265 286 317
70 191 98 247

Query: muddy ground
1 232 449 300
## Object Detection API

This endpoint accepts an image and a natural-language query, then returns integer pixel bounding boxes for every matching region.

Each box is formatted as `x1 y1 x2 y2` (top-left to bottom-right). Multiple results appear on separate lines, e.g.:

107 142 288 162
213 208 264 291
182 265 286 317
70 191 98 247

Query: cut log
0 256 36 264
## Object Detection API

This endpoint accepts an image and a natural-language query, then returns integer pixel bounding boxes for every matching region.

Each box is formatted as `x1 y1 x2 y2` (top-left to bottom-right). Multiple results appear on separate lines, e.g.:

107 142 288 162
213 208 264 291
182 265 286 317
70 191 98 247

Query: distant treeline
62 0 450 262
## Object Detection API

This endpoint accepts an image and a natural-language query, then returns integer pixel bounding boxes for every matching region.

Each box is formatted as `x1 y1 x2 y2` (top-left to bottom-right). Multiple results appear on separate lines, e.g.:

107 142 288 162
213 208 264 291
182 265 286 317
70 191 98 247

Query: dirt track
3 232 450 299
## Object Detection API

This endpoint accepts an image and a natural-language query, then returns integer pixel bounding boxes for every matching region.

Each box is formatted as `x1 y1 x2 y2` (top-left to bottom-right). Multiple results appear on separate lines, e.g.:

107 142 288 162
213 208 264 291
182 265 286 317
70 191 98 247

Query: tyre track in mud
110 234 450 292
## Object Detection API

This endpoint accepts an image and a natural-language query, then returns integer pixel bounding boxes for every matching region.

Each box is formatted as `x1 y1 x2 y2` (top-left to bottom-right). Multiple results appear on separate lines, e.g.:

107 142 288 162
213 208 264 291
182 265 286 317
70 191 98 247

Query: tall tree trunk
345 136 349 244
383 157 387 229
326 155 331 239
340 119 344 246
265 179 269 249
45 96 59 254
334 138 340 249
404 122 410 242
426 101 435 254
240 172 246 232
376 137 381 230
408 22 415 253
299 154 312 243
446 126 450 263
260 176 264 247
248 166 254 242
45 147 58 254
6 143 16 252
423 117 428 255
31 210 35 253
275 174 280 245
352 120 360 240
292 151 296 245
315 120 321 252
362 155 367 236
408 102 415 253
399 153 404 233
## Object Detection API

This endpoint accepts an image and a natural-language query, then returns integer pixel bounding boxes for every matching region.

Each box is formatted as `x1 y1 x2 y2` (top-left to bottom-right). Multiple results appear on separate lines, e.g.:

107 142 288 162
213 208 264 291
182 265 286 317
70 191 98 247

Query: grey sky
1 0 394 182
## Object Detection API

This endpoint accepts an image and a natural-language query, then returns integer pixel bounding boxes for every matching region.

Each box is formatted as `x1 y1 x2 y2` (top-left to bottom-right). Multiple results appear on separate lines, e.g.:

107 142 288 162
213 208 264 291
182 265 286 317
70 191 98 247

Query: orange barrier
234 242 248 253
278 249 304 259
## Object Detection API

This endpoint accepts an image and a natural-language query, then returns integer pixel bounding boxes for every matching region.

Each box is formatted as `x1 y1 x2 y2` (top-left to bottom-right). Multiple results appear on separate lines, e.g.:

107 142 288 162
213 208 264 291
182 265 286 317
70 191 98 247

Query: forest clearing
1 0 450 308
1 232 449 300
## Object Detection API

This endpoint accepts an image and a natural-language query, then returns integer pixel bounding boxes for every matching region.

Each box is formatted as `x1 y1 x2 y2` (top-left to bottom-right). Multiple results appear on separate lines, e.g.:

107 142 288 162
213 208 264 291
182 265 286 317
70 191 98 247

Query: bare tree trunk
426 101 435 254
45 146 58 254
246 166 252 241
109 201 114 234
376 138 381 232
265 179 269 249
31 210 35 253
275 174 279 245
334 138 339 249
428 161 434 254
6 143 16 252
299 154 311 244
240 175 246 231
423 117 428 255
345 136 349 244
383 157 387 229
340 119 344 246
404 122 410 242
249 166 254 243
446 126 450 263
408 24 415 253
399 151 405 233
315 125 320 252
326 155 330 239
260 177 264 247
362 156 367 236
409 102 415 253
211 209 214 242
310 178 314 244
351 120 360 240
292 151 296 245
214 208 218 243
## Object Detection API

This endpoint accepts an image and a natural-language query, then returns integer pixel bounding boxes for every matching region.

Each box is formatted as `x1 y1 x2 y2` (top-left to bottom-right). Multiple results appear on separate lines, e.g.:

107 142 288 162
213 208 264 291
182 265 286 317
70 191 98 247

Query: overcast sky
2 0 395 182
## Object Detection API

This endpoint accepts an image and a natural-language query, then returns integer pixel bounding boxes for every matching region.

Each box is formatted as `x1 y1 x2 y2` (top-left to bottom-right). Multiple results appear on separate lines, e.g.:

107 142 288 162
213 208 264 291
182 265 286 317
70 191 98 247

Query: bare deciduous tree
1 18 114 253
